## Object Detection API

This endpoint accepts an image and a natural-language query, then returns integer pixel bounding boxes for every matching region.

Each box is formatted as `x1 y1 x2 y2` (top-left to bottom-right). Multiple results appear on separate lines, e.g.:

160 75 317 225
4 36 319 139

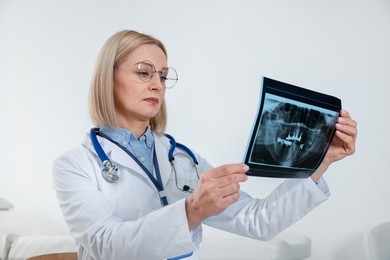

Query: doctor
52 30 357 260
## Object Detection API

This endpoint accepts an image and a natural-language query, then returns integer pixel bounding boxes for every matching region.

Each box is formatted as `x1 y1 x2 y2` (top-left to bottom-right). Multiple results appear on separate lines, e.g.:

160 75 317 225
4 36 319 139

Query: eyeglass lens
137 60 178 89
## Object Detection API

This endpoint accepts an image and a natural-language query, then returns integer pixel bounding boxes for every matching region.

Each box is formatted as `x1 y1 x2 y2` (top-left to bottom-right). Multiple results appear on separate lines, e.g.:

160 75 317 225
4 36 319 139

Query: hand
185 163 249 229
311 109 357 182
326 109 357 164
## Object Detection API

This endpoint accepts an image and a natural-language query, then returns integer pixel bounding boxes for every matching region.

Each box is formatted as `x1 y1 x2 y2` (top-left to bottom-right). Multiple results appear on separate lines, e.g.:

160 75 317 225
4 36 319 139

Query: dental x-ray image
244 77 341 178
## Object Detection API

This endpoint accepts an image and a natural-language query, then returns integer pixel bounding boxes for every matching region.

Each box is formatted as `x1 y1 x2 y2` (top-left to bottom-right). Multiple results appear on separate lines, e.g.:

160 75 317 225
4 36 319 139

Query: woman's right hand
185 163 249 229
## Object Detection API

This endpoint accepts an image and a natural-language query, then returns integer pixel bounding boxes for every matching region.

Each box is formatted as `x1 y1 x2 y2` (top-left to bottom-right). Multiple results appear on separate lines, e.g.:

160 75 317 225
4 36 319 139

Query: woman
52 30 357 260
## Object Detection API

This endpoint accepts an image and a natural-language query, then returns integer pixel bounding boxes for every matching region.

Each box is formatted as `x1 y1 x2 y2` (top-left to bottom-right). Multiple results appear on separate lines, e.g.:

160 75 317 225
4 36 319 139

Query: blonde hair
89 30 168 135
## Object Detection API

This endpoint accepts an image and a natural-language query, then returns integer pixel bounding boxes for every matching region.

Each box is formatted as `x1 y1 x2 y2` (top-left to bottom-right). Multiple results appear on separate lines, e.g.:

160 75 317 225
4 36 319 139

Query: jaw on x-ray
244 77 341 178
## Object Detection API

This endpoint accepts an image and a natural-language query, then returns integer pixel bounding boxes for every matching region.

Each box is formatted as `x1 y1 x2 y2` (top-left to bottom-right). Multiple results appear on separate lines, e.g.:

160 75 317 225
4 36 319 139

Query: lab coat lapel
154 134 171 187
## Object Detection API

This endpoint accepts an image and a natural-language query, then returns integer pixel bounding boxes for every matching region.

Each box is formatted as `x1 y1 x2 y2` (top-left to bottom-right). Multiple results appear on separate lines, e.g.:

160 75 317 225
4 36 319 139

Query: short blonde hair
89 30 168 135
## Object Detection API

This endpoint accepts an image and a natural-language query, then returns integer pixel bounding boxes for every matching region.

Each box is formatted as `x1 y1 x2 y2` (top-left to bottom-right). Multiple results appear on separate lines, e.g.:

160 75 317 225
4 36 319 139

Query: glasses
132 60 178 89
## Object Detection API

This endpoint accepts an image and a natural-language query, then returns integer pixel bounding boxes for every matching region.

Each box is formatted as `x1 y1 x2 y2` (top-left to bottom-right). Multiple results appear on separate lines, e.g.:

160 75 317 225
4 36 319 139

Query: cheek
114 74 138 100
114 83 126 97
113 80 135 109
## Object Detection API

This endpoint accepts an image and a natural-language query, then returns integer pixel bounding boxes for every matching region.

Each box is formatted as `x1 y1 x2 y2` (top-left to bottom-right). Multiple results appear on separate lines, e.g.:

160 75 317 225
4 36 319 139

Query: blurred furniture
0 208 77 260
27 253 77 260
200 230 311 260
364 221 390 260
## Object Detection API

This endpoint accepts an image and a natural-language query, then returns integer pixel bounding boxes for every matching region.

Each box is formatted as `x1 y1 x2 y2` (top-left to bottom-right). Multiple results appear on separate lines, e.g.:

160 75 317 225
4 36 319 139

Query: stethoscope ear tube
165 133 200 192
164 133 198 164
165 133 176 161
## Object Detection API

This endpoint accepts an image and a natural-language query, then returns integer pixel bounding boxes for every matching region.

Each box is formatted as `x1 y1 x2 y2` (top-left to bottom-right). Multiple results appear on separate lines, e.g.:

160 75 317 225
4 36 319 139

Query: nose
150 72 164 90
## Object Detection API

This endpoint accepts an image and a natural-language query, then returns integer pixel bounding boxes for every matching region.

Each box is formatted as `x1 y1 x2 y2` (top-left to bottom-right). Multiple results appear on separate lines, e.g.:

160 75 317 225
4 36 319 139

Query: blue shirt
99 125 155 173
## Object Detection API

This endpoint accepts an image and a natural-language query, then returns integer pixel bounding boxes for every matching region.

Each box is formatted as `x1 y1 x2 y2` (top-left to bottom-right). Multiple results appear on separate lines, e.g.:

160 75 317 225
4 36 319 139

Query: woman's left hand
325 109 357 165
311 109 357 182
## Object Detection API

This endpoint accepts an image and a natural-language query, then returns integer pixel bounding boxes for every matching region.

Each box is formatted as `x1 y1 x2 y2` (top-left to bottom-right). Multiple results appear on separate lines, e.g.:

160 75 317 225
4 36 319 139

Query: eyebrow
134 61 169 70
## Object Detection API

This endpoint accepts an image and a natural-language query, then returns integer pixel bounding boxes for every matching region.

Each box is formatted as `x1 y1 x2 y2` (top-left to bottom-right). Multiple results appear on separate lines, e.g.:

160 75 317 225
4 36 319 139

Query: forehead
124 44 167 68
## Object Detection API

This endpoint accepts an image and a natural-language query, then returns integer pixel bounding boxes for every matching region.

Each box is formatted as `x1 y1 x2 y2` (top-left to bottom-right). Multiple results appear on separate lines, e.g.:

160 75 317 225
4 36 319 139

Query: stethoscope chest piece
101 160 119 183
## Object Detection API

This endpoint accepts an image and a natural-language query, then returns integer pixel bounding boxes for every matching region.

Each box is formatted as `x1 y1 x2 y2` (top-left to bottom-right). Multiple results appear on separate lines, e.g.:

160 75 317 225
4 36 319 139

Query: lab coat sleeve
52 147 198 260
203 177 329 241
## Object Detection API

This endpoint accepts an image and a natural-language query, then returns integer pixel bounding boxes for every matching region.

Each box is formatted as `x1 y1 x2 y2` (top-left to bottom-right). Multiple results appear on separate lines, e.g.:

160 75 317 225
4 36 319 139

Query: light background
1 1 389 259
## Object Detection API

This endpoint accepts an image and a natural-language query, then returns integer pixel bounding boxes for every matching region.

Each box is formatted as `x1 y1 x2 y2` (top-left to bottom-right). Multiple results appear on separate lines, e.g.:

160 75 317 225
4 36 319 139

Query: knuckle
231 192 240 203
221 164 230 172
231 183 240 193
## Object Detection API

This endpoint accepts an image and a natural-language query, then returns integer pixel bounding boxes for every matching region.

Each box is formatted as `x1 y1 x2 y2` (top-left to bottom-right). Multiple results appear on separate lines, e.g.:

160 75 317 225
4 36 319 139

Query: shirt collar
99 124 154 149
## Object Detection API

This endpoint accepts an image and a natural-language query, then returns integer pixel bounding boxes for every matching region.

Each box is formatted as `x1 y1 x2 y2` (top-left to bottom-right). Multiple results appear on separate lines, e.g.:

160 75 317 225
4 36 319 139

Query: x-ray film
244 77 341 178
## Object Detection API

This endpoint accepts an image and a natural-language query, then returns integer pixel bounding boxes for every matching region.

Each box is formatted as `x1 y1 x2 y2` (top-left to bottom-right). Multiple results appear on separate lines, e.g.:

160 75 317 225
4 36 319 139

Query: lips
143 97 159 105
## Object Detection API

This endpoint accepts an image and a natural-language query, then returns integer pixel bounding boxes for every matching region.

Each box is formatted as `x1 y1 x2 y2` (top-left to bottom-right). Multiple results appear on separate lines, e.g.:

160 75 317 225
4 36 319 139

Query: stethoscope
90 128 200 194
90 128 197 260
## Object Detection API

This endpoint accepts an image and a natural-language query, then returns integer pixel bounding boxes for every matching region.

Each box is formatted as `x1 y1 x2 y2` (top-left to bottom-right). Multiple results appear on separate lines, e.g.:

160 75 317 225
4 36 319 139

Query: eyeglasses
132 60 178 89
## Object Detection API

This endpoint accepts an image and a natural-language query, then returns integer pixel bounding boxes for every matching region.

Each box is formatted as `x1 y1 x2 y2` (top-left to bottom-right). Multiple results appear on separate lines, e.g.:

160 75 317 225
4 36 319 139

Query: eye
137 61 155 81
160 75 167 82
137 69 151 80
160 68 169 81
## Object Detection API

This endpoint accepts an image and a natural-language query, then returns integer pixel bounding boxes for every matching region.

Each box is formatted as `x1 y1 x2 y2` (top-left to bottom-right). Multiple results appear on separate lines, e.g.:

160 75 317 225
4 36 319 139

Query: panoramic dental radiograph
250 97 338 169
244 77 341 178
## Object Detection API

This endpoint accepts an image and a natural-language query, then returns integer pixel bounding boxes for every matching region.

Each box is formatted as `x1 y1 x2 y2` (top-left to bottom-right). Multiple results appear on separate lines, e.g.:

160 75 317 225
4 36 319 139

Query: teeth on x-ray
286 131 302 142
277 129 304 148
252 101 333 168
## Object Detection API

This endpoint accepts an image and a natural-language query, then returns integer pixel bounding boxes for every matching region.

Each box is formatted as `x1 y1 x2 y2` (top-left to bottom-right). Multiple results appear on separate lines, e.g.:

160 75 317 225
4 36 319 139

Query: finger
338 117 357 129
335 127 357 151
206 191 240 215
335 130 356 155
338 110 357 128
335 129 356 143
335 122 358 138
339 109 350 118
210 163 249 178
220 184 241 202
221 183 241 197
216 172 248 188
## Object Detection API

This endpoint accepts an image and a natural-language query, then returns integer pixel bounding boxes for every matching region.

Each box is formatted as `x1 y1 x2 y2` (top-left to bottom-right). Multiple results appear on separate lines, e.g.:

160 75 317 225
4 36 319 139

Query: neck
117 118 149 139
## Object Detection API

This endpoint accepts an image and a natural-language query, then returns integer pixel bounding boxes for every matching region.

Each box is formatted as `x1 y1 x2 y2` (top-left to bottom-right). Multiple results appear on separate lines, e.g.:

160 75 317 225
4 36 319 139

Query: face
113 44 167 128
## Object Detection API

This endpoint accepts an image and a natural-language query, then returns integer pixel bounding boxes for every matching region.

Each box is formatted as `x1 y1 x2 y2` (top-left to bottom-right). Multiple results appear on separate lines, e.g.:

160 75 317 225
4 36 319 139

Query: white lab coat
52 133 329 260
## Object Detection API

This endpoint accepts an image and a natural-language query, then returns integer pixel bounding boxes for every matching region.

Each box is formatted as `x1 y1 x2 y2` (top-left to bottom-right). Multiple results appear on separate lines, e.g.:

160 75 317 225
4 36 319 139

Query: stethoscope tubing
165 133 198 164
90 128 199 193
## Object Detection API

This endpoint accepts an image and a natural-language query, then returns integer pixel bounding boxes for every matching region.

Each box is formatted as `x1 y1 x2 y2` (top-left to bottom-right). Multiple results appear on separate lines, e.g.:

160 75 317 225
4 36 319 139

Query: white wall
1 0 389 259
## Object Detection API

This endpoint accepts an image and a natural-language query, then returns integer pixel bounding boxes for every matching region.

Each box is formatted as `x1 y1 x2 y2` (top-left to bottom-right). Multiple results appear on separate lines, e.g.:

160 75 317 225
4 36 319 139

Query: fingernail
243 164 250 172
